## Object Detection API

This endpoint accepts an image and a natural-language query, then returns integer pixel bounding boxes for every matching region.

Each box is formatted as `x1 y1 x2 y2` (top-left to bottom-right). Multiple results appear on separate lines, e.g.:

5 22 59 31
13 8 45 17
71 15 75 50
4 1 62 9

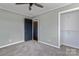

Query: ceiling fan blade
16 3 28 5
34 3 43 8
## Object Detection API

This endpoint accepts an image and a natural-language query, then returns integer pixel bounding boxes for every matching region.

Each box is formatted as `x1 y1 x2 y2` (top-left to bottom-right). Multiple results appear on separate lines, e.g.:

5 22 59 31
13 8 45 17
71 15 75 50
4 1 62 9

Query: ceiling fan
16 3 44 11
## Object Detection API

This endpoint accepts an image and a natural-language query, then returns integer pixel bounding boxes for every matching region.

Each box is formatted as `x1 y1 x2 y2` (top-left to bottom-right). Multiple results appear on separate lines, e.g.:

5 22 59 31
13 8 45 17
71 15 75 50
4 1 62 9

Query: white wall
60 10 79 48
34 3 79 48
33 12 58 47
0 9 24 47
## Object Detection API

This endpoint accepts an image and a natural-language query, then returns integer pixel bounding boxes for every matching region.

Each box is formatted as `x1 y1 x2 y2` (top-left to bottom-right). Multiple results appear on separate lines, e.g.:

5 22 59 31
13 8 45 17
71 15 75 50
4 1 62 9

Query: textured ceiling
0 3 70 18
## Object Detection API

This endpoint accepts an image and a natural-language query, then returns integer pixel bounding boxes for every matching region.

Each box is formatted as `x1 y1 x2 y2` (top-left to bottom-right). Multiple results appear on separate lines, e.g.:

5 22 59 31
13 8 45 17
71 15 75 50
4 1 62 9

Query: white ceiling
0 3 70 18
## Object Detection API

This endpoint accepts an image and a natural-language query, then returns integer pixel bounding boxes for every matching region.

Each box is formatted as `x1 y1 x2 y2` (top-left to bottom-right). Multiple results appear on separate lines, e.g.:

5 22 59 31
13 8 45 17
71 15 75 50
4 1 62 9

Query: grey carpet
0 40 79 56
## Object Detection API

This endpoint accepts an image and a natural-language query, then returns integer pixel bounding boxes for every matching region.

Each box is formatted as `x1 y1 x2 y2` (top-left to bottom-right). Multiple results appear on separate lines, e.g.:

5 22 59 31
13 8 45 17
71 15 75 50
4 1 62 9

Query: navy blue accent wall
24 18 32 41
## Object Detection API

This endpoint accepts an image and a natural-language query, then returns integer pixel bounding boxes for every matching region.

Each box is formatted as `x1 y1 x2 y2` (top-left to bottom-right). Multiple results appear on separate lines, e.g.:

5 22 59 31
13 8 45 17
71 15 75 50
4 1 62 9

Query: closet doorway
33 21 38 41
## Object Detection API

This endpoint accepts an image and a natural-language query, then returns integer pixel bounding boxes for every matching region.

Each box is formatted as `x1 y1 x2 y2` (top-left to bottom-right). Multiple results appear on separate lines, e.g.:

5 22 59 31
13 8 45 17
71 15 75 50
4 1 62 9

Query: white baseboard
38 41 60 48
63 43 79 49
0 40 24 49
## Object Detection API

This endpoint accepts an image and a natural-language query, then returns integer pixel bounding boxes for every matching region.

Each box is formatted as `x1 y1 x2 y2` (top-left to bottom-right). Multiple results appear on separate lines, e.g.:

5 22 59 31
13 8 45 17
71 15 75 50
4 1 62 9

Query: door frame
58 7 79 47
32 19 39 41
